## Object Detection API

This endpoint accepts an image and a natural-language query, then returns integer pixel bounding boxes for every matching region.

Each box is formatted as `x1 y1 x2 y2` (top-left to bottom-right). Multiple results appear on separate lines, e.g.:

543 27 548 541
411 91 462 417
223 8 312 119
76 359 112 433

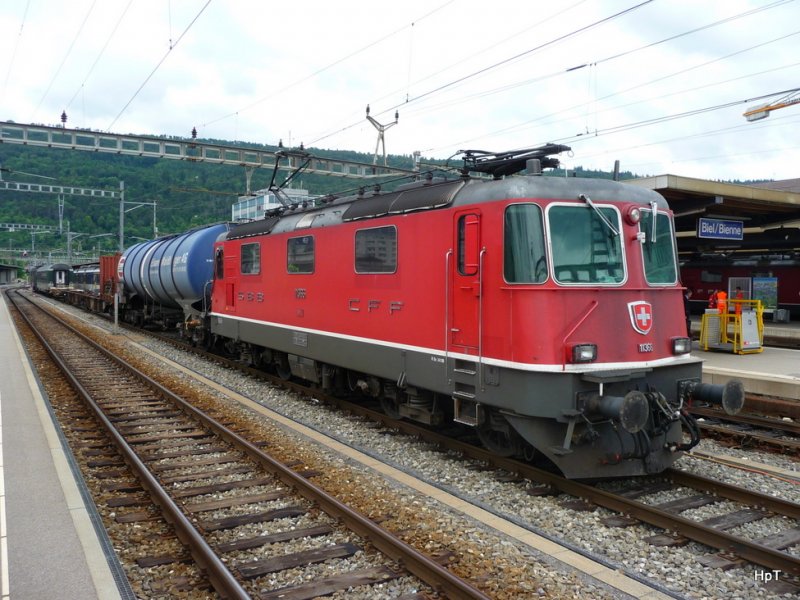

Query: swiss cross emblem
628 301 653 335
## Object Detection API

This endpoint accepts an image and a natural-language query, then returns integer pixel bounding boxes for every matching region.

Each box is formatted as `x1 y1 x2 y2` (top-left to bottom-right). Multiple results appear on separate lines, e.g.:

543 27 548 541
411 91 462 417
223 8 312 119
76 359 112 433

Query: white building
231 188 316 221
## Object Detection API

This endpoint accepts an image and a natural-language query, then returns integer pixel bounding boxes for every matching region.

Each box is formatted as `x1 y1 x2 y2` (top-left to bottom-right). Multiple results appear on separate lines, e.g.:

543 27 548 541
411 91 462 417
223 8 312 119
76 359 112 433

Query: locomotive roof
224 174 667 240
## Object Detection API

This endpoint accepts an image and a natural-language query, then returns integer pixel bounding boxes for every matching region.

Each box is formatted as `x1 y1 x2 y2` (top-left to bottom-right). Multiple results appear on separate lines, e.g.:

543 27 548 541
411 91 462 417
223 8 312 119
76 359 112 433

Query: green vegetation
0 141 423 254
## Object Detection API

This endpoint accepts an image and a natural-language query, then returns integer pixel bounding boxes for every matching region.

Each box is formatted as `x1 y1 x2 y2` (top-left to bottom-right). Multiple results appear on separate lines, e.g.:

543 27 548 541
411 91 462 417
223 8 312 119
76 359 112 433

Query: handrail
560 299 599 370
444 249 452 384
478 247 486 390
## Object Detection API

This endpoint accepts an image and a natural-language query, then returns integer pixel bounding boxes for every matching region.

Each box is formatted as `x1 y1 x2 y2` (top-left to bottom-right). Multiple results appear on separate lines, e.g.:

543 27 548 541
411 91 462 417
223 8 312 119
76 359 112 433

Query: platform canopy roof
625 174 800 255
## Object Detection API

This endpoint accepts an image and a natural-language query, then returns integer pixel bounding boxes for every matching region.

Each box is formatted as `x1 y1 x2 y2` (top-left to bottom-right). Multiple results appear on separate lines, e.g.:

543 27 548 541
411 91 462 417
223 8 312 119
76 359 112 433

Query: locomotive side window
640 210 678 284
287 236 314 273
240 243 261 275
355 226 397 273
504 204 547 283
549 204 624 284
214 247 224 279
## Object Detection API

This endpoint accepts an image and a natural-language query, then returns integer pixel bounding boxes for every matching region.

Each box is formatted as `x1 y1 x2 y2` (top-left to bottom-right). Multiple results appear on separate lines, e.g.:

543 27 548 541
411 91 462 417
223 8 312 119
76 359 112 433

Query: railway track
689 405 800 455
313 398 800 579
763 333 800 351
20 290 800 594
110 307 800 581
8 290 490 600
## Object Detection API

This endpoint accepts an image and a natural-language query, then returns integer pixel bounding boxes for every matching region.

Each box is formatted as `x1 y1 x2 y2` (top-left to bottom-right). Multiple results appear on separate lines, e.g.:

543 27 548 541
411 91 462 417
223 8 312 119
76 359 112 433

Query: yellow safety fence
699 299 764 354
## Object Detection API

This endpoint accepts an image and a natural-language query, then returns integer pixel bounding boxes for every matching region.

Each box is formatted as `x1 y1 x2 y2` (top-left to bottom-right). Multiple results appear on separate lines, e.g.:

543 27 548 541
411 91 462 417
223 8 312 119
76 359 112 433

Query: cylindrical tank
119 223 229 309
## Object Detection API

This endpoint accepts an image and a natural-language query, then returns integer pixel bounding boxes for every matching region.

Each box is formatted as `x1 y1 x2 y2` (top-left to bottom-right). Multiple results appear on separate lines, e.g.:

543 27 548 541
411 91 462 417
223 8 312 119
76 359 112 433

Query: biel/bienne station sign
697 218 744 240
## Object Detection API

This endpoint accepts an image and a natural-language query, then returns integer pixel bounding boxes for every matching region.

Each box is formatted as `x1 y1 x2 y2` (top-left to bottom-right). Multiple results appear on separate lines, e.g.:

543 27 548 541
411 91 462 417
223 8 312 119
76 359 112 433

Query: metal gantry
0 121 418 178
0 180 120 199
0 223 58 232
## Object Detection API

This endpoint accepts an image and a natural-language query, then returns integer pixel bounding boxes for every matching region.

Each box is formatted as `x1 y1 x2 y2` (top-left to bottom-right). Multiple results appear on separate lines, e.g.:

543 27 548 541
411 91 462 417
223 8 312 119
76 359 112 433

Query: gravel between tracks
53 303 800 599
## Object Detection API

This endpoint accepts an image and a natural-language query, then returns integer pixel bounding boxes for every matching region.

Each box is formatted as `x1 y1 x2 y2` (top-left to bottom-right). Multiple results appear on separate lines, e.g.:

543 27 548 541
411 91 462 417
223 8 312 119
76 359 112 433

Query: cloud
1 0 799 180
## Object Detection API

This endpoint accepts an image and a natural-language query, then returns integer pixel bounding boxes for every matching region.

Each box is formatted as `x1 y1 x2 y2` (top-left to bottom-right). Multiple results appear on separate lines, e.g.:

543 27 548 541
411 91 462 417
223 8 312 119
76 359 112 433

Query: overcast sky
1 0 798 182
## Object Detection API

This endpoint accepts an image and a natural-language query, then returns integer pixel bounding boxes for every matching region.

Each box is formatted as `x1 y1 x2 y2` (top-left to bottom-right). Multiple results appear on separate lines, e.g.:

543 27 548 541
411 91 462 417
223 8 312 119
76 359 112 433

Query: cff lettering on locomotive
53 144 744 479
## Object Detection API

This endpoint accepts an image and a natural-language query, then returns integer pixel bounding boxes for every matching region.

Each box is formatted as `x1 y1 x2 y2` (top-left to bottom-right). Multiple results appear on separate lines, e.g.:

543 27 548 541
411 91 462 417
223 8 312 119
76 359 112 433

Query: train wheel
380 395 401 419
203 333 216 351
477 409 520 457
274 353 292 380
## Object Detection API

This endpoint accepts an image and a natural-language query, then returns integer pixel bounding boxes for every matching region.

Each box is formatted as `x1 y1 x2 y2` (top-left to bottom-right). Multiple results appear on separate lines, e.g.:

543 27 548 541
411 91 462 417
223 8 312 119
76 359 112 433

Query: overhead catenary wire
64 0 135 113
107 0 212 131
304 0 591 145
309 0 797 159
309 0 655 146
32 0 97 120
569 0 794 74
199 0 456 131
569 66 800 162
544 87 800 149
423 30 800 154
0 0 31 111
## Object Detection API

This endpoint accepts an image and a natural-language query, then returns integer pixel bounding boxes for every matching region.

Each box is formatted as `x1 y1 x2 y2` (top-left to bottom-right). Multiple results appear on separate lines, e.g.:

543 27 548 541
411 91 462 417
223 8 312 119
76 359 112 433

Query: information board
752 277 778 311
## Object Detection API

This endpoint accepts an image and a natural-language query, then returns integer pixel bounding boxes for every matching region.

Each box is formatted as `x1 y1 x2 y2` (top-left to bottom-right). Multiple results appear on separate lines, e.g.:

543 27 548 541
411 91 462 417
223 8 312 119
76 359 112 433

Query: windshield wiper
579 194 619 237
649 200 658 244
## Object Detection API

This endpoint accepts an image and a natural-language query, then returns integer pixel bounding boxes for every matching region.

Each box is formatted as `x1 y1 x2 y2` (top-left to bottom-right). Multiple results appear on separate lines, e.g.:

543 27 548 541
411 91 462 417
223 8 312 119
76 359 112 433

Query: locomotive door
450 211 482 350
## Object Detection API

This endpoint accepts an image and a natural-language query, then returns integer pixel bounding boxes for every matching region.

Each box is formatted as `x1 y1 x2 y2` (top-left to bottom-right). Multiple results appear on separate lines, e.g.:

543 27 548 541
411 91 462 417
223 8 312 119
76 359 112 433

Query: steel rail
12 292 491 600
9 291 251 600
665 468 800 519
273 387 800 577
690 405 800 436
693 422 800 454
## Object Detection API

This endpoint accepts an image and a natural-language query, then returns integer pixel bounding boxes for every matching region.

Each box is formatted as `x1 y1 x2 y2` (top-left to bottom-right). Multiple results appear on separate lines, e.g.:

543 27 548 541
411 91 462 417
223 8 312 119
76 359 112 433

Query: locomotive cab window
640 209 678 284
548 204 624 284
240 243 261 275
355 226 397 273
458 213 481 276
287 236 314 273
504 204 547 283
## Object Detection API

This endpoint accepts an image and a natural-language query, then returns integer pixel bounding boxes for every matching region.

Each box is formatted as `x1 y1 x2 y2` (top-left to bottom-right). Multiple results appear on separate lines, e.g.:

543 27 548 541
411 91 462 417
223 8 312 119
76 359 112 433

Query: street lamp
89 233 115 256
66 231 85 263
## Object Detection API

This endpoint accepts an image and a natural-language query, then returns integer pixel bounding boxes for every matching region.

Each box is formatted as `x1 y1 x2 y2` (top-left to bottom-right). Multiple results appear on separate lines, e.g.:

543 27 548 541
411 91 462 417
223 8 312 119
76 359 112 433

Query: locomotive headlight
672 337 691 355
625 205 641 225
571 343 597 363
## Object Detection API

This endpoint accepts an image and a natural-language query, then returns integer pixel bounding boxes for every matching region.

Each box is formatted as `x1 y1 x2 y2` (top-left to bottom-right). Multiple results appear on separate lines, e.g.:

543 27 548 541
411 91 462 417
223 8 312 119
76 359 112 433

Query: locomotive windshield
640 209 678 284
548 204 624 284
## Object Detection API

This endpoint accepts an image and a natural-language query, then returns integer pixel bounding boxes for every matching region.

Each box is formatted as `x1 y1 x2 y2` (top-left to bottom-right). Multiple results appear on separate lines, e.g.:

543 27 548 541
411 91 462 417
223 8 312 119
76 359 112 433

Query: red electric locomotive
207 146 742 479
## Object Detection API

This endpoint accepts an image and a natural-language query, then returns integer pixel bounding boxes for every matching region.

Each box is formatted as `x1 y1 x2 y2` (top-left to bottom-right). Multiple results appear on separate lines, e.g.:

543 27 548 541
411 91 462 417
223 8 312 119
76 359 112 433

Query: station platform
0 291 127 600
690 316 800 401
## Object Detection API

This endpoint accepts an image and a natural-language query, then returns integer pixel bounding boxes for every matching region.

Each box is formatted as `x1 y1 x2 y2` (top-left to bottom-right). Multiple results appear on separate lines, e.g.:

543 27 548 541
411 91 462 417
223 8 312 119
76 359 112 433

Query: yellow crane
744 89 800 121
